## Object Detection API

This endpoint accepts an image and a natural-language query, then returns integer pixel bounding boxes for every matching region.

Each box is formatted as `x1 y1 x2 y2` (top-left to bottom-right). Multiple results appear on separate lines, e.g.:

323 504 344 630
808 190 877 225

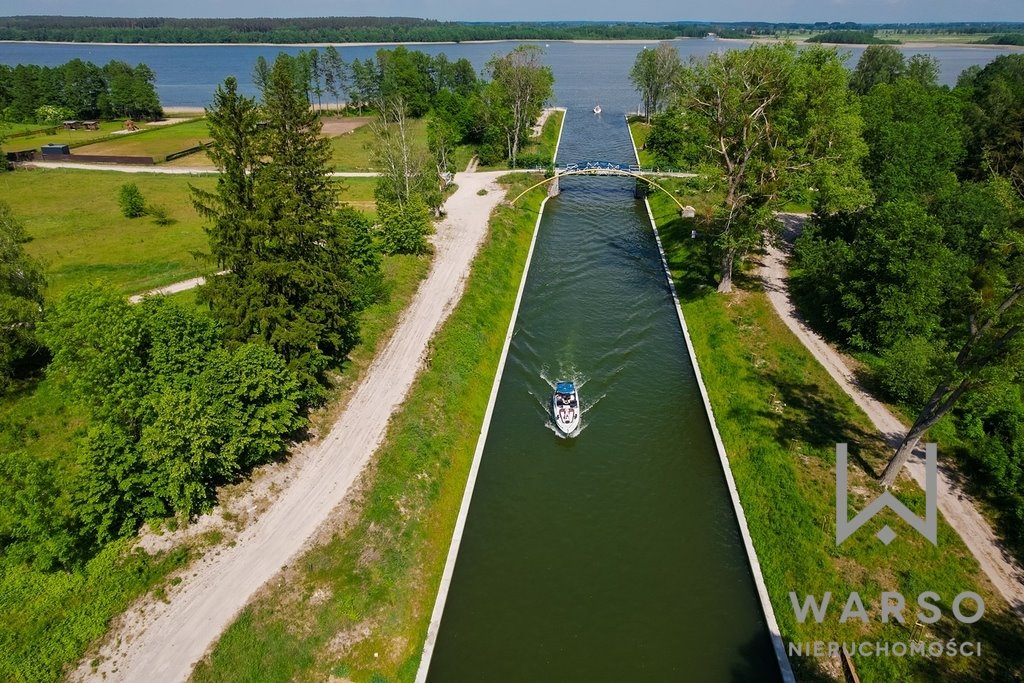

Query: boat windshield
555 382 575 394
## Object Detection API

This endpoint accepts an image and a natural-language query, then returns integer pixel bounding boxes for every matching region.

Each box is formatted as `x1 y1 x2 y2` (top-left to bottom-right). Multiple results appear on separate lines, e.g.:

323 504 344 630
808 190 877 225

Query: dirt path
530 107 565 137
127 272 229 303
73 171 511 682
763 214 1024 616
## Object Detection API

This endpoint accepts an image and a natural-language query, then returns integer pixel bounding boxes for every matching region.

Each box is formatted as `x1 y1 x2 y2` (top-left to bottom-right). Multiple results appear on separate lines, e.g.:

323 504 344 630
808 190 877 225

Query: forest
0 16 748 43
639 44 1024 552
0 59 163 122
1 16 1023 43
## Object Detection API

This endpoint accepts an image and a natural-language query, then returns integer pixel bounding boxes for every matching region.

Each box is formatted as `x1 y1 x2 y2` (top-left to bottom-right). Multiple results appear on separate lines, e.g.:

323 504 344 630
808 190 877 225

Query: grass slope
0 168 376 297
647 189 1024 682
191 174 546 683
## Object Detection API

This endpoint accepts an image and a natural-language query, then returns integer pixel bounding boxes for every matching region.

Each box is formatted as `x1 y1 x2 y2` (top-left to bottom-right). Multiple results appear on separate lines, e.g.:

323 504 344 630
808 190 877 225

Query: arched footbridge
511 161 697 213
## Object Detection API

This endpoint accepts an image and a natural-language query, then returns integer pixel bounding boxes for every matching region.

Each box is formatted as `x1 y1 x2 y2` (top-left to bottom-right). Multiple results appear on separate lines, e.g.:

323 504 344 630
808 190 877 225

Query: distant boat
593 104 602 115
553 381 581 436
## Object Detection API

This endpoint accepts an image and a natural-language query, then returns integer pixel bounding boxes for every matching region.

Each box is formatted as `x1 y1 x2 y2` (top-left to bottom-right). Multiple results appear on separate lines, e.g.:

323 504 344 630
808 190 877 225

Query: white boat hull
553 389 581 436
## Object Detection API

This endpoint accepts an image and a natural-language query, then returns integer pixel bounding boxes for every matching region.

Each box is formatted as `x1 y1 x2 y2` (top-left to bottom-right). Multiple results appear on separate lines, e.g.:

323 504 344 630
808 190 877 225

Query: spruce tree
196 59 370 399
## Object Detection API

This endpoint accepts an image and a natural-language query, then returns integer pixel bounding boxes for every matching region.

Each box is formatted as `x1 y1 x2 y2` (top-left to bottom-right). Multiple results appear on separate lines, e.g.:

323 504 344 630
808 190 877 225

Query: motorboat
593 104 602 115
552 381 581 436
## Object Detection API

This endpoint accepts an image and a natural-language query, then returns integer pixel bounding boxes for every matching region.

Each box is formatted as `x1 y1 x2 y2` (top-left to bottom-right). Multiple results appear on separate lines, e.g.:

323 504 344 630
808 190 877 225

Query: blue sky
6 0 1024 22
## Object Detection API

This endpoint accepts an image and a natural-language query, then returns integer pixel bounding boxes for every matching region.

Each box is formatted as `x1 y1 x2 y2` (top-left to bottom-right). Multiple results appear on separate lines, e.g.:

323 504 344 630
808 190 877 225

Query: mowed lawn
165 116 398 171
0 168 378 298
74 119 211 160
2 119 196 155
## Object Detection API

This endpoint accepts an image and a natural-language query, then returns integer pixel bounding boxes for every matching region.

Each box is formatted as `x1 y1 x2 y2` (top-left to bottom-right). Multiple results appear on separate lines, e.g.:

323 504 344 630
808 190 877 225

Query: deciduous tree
0 202 45 387
630 43 681 123
486 45 553 167
673 43 869 292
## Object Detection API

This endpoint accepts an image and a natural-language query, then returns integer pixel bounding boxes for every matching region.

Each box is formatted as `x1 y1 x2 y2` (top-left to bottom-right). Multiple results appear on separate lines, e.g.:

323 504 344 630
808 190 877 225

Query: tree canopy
629 43 682 123
658 43 868 292
0 202 45 388
194 59 376 398
0 59 162 122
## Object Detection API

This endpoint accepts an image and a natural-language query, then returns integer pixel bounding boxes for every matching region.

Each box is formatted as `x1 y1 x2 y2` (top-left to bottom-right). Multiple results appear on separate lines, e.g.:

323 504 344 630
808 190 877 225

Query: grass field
190 173 547 682
1 118 207 156
3 122 55 137
646 185 1024 680
0 169 378 297
73 119 210 160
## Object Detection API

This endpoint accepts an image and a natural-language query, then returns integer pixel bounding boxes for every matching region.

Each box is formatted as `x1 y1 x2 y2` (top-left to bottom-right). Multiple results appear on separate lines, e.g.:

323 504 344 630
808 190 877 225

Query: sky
5 0 1024 23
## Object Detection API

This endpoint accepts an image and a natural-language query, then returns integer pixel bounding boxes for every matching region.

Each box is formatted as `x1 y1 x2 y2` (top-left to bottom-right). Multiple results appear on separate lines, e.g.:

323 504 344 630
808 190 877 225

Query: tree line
0 59 163 123
0 17 745 44
2 17 1020 44
637 43 1024 546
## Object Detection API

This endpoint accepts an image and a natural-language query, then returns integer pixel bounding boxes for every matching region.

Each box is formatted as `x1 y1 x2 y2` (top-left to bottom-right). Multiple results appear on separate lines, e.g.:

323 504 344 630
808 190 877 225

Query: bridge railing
555 161 688 175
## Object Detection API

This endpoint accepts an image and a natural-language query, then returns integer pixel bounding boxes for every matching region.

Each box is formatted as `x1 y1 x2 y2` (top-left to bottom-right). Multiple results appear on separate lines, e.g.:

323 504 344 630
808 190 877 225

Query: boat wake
531 363 608 438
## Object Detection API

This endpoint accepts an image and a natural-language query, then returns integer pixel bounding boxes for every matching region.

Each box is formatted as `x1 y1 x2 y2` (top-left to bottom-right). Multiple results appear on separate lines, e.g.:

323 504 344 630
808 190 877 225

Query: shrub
377 196 432 255
145 203 172 225
118 183 145 218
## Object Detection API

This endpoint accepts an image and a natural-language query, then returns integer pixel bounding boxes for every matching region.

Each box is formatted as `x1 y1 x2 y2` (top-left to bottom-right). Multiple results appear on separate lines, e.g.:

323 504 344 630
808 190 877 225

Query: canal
423 109 780 681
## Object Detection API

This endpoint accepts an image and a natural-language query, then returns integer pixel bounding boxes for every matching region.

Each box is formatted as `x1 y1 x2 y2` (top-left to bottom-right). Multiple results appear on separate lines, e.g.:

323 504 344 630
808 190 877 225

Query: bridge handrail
555 161 688 175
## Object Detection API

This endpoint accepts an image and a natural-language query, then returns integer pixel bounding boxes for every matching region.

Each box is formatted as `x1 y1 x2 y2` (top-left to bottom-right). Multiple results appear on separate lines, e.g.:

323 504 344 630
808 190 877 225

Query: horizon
3 15 1024 25
3 2 1024 24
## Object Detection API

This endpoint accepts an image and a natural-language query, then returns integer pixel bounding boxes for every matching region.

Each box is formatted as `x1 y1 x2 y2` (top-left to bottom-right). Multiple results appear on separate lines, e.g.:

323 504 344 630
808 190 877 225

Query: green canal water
425 110 779 681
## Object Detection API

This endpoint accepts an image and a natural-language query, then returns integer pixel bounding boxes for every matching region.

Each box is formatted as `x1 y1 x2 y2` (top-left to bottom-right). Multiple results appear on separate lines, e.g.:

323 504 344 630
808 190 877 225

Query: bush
513 152 545 168
377 196 432 255
145 203 172 225
118 183 145 218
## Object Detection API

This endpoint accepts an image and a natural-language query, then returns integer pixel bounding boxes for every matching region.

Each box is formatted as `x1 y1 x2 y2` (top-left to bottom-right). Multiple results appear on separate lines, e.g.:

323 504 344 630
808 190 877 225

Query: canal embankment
628 117 795 682
637 127 1024 680
421 111 779 682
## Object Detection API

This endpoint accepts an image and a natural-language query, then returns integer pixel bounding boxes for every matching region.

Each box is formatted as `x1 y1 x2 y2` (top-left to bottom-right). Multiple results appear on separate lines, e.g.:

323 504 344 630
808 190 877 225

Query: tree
118 182 146 218
323 45 347 108
196 58 373 394
957 54 1024 198
369 97 436 210
859 76 963 204
377 46 435 117
673 43 869 292
252 56 271 93
644 107 690 167
101 61 161 119
849 45 906 95
486 45 554 167
349 58 379 113
0 202 45 387
879 177 1024 486
40 286 305 540
34 104 74 126
630 43 682 123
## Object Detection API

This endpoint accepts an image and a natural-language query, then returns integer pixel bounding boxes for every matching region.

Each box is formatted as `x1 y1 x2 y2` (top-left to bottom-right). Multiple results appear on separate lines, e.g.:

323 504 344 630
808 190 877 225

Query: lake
0 39 1021 111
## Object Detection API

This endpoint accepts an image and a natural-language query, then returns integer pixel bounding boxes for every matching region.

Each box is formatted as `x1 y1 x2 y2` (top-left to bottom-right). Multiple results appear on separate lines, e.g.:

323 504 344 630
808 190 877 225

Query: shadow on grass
758 369 881 478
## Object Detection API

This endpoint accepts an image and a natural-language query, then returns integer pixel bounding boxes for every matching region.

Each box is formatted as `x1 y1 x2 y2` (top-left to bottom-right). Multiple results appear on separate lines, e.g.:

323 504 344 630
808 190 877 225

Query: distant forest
0 16 747 43
1 16 1022 44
